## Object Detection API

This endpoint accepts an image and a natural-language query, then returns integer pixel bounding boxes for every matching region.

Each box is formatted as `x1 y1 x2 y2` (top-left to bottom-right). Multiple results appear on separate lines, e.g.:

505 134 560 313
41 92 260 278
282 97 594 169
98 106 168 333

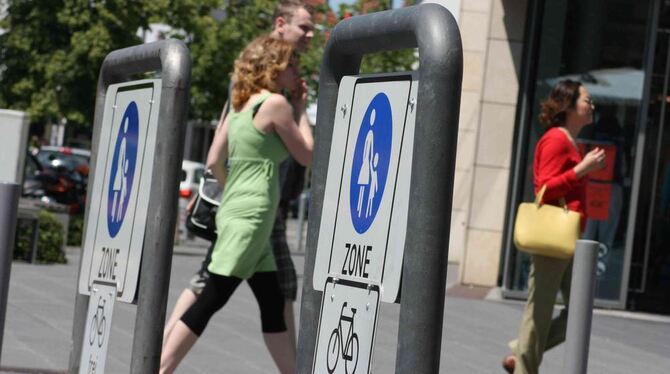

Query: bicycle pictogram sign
80 283 116 374
88 296 107 348
326 302 360 374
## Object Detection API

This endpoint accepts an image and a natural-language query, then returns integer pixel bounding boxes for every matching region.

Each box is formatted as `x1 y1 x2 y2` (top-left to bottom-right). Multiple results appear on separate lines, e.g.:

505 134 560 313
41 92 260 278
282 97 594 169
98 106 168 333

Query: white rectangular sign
313 73 418 302
313 278 380 374
78 80 161 303
80 282 117 374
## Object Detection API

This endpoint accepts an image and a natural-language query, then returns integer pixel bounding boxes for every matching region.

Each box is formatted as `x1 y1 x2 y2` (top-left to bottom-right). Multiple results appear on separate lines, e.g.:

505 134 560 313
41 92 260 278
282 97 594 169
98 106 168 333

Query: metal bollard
296 193 307 252
564 239 599 374
0 183 21 364
296 166 310 253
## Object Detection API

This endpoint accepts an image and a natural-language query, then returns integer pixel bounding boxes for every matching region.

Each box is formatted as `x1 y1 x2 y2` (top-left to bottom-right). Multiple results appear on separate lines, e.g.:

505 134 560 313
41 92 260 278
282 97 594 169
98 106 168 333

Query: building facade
453 0 670 315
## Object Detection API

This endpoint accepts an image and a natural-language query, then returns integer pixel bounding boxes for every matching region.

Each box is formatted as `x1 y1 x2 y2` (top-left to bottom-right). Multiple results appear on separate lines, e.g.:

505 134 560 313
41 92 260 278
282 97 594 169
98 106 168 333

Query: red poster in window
586 181 612 220
578 142 616 182
591 144 616 182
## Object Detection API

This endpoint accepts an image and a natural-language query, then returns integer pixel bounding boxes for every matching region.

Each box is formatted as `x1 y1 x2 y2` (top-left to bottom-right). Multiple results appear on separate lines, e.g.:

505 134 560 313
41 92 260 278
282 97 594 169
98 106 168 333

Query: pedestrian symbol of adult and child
110 115 130 224
356 108 380 219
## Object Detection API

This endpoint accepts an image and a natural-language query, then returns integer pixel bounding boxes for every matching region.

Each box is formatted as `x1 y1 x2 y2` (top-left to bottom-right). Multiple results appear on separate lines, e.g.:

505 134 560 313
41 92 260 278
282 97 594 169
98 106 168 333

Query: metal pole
564 239 599 374
67 39 191 374
296 4 462 373
0 183 21 364
296 48 361 374
394 8 461 372
131 66 190 374
296 166 310 252
29 219 39 264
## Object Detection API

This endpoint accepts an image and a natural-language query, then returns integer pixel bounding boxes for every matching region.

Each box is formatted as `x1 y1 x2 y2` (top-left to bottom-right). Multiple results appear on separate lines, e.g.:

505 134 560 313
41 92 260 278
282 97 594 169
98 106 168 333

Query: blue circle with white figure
107 102 139 238
349 93 393 234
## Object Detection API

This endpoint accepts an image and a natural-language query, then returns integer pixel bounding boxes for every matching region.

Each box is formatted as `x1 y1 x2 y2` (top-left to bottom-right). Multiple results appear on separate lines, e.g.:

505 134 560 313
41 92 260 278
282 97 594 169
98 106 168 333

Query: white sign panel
78 80 161 303
313 278 380 374
0 109 29 183
80 283 117 374
313 74 418 302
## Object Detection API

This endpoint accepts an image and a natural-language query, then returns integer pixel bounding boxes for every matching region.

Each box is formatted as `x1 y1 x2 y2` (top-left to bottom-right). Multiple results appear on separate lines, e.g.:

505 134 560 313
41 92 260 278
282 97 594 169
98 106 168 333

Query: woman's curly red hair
231 36 295 111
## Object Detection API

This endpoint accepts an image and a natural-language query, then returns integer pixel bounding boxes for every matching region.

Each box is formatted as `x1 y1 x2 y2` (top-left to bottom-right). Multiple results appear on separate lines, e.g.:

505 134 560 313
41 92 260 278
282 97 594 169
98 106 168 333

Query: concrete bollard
0 183 21 364
564 239 599 374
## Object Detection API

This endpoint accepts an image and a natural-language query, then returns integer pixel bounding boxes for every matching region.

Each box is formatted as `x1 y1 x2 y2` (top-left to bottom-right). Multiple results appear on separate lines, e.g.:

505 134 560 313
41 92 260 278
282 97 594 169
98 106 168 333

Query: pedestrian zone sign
78 80 161 303
313 278 380 374
313 73 418 303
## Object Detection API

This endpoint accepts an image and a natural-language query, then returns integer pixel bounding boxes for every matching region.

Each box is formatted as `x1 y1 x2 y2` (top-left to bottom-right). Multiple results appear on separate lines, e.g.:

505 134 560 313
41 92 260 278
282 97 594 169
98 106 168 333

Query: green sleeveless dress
208 92 289 278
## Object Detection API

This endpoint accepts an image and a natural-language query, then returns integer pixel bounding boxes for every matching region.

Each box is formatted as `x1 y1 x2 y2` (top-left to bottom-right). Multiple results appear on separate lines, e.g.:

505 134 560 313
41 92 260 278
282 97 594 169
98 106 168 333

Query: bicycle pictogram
326 302 360 373
88 295 107 348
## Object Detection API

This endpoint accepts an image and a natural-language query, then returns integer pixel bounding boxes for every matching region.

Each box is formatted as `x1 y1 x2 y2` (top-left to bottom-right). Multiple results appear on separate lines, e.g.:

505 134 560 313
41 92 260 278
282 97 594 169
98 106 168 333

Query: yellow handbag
513 185 580 259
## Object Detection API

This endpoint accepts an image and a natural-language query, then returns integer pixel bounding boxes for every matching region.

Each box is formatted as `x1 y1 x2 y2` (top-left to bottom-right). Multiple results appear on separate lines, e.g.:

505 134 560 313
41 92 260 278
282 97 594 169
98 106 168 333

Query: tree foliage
160 0 277 122
0 0 156 130
338 0 417 74
0 0 333 127
0 0 417 132
161 0 334 121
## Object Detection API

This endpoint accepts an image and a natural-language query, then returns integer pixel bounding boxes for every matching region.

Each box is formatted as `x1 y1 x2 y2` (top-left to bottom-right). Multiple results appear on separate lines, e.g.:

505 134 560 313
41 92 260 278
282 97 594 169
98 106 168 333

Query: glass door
627 1 670 314
502 0 653 308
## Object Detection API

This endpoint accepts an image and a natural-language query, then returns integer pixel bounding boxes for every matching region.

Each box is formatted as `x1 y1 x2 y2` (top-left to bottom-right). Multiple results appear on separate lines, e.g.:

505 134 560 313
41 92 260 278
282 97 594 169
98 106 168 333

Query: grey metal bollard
296 167 310 253
0 183 21 364
296 4 462 374
564 239 599 374
68 39 191 374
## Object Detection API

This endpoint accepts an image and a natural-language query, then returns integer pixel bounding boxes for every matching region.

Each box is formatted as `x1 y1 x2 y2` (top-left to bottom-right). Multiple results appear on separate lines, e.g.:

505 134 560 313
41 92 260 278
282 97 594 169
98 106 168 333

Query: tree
0 0 157 133
0 0 415 135
337 0 417 74
158 0 277 122
160 0 334 121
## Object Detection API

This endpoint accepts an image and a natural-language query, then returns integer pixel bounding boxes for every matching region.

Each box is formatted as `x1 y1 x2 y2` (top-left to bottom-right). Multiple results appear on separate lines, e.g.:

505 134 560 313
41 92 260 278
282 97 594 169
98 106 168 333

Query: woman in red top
503 80 605 374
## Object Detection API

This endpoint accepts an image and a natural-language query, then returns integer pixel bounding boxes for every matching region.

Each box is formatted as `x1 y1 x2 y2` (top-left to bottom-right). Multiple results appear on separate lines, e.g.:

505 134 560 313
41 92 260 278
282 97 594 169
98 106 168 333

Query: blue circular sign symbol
107 102 139 238
349 93 393 234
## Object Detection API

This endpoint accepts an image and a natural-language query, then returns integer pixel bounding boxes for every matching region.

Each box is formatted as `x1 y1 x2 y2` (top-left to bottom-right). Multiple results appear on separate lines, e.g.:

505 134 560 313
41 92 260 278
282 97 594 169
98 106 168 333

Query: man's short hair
272 0 314 23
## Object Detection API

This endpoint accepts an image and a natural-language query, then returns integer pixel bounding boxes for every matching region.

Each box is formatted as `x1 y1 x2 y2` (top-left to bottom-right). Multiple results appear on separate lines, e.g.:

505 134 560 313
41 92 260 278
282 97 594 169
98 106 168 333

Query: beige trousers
509 255 573 374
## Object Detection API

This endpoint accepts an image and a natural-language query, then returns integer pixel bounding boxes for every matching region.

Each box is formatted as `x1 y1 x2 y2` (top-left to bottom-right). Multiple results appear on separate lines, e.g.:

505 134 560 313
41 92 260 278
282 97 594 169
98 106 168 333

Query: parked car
23 150 87 214
176 160 206 241
22 152 46 198
36 146 91 178
180 160 206 200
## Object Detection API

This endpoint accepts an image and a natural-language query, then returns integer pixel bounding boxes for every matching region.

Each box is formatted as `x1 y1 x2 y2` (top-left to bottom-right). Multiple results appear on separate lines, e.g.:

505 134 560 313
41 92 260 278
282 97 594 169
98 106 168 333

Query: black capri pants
180 271 286 336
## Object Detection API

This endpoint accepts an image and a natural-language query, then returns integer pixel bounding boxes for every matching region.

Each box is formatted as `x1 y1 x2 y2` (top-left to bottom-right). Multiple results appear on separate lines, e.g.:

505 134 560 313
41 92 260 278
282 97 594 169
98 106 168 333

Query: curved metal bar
99 39 191 89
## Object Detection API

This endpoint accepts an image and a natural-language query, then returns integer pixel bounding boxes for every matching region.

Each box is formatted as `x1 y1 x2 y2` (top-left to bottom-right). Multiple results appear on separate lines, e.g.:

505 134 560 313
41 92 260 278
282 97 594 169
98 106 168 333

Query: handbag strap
534 184 568 211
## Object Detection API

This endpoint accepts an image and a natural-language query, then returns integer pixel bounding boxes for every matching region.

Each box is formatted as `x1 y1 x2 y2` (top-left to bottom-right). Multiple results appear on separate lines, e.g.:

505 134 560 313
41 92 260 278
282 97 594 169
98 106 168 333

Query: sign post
297 4 462 374
0 183 20 365
69 40 191 374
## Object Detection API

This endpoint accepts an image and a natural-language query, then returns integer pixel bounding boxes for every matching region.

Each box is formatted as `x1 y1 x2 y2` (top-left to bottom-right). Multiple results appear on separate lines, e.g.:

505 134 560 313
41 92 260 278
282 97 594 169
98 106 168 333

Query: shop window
506 0 651 305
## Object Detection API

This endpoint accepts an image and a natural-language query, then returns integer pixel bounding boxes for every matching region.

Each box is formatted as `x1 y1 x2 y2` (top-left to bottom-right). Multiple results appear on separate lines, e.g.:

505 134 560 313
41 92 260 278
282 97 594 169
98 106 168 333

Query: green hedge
67 214 84 246
14 210 67 264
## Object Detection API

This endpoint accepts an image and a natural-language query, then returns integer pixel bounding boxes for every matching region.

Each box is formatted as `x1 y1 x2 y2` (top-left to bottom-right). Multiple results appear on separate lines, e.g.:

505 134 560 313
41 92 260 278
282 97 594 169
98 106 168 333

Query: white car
180 160 206 200
176 160 206 242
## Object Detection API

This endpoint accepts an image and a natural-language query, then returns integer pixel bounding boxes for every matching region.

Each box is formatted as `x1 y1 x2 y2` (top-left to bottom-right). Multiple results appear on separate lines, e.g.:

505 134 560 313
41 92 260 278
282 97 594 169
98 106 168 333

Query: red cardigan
533 127 587 229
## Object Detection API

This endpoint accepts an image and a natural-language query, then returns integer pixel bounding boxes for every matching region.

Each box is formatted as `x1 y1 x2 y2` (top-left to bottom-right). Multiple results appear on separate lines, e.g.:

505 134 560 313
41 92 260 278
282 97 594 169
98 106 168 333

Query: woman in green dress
160 35 314 374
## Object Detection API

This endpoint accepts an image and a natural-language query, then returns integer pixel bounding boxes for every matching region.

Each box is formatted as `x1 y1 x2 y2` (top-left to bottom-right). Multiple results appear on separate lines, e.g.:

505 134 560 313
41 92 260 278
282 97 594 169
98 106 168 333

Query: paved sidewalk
1 219 670 373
